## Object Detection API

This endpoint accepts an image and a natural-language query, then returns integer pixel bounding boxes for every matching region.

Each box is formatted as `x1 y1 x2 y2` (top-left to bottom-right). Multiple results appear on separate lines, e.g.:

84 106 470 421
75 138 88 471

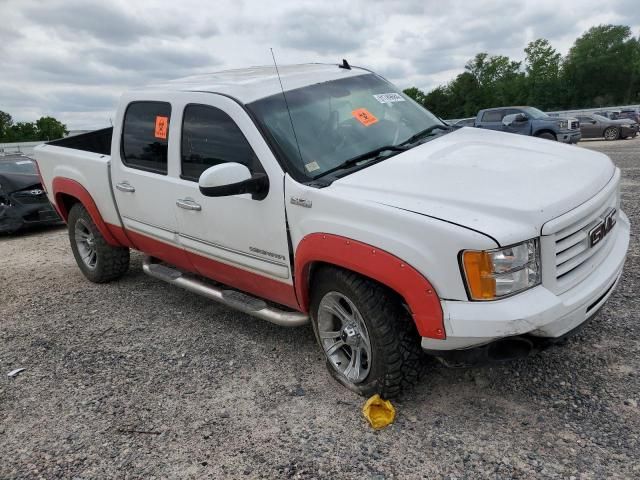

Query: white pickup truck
35 63 630 397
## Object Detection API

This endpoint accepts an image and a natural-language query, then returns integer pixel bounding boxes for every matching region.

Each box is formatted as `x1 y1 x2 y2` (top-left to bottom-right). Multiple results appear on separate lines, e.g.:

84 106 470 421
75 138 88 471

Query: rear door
111 97 191 270
170 93 296 307
477 109 506 131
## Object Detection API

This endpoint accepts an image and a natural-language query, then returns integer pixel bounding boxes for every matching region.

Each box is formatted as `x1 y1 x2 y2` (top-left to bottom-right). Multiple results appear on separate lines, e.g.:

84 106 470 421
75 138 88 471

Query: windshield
247 73 444 181
0 158 37 175
520 107 548 119
592 114 609 122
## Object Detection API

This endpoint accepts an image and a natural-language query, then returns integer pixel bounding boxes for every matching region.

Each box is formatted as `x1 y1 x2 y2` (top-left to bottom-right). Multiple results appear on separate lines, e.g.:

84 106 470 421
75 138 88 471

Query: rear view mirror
198 163 269 200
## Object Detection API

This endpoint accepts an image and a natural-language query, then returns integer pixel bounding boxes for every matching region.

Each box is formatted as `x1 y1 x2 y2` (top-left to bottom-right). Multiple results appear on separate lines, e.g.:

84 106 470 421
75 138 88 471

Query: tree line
403 25 640 119
0 111 68 143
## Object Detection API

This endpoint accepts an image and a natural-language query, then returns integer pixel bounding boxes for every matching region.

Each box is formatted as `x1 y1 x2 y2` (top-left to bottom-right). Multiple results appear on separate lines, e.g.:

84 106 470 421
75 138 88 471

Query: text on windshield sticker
373 93 405 104
352 108 378 126
154 116 169 140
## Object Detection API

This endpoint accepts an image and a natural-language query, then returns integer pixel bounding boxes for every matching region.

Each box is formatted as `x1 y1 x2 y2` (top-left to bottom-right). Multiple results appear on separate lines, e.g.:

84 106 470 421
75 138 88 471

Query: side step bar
142 256 309 327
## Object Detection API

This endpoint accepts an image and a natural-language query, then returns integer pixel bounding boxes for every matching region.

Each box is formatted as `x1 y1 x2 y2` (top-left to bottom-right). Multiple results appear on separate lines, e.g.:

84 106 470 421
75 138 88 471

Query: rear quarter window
121 101 171 174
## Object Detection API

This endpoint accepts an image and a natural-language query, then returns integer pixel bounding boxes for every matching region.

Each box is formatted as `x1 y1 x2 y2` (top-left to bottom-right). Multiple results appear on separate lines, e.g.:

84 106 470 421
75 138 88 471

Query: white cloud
0 0 638 129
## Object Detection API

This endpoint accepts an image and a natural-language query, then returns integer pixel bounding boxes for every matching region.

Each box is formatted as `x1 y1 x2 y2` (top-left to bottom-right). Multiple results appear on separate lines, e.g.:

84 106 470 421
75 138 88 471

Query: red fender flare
294 233 445 339
52 177 123 247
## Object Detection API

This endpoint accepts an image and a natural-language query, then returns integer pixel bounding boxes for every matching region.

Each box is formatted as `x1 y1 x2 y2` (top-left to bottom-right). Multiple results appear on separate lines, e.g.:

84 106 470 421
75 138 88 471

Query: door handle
116 182 135 193
176 199 202 211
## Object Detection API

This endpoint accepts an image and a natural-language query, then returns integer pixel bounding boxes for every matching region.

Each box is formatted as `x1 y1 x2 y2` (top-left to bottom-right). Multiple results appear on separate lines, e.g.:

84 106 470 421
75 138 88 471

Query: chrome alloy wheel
74 218 97 270
317 291 372 383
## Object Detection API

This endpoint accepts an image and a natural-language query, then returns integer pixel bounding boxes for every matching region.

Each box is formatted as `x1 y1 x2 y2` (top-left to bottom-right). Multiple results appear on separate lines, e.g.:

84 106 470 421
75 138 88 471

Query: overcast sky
1 0 639 130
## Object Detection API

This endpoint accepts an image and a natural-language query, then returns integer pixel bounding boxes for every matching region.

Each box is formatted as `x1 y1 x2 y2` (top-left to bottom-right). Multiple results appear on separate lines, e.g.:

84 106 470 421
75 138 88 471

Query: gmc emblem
589 208 617 247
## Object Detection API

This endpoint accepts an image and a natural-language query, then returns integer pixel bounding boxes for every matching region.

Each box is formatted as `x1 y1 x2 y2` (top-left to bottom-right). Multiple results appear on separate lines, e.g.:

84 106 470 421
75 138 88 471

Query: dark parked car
575 114 638 140
0 155 61 233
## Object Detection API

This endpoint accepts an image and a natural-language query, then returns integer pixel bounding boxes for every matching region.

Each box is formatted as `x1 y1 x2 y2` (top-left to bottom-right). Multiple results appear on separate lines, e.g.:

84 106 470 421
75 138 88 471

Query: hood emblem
290 197 312 208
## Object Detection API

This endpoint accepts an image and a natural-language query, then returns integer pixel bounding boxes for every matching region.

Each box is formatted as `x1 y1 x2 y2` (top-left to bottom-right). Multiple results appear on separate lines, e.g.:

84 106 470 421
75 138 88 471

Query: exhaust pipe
142 256 309 327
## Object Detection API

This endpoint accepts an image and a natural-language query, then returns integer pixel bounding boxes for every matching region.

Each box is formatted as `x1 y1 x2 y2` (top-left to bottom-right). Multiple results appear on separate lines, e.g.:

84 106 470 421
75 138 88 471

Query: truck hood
330 127 615 246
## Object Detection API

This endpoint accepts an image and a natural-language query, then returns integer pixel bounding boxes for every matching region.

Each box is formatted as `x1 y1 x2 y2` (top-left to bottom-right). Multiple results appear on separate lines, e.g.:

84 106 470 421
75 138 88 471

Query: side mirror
502 114 516 126
198 163 269 200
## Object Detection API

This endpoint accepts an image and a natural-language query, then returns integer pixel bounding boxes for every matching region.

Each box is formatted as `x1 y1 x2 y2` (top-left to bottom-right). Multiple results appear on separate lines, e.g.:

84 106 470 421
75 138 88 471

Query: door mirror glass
198 162 269 200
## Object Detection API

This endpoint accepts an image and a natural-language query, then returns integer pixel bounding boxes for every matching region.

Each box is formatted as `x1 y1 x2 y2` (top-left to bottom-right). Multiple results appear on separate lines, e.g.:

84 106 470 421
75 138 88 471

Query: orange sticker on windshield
154 116 169 139
352 108 378 126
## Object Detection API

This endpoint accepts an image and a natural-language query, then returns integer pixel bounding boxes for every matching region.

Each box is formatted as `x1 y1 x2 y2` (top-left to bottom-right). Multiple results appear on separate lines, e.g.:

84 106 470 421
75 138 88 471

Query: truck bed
48 127 113 155
33 128 123 230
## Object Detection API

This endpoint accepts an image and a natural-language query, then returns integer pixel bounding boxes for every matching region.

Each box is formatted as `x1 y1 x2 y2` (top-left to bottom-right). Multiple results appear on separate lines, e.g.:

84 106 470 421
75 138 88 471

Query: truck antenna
270 48 304 166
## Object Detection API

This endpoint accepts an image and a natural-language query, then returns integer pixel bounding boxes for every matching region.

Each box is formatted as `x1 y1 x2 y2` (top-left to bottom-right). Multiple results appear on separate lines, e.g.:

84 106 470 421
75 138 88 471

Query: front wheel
536 132 556 141
310 267 424 398
603 127 619 141
68 203 130 283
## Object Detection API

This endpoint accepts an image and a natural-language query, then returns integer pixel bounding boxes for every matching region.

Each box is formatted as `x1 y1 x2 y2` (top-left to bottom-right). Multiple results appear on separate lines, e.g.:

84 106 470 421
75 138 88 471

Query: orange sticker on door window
352 108 378 126
154 116 169 139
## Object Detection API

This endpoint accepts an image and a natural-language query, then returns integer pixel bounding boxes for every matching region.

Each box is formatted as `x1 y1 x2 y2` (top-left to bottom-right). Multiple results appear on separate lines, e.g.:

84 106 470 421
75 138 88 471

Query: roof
138 63 371 104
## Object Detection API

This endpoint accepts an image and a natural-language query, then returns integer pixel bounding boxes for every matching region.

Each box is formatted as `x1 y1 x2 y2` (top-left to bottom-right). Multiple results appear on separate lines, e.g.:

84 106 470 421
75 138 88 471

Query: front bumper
422 210 630 351
0 202 61 233
620 125 638 137
558 130 582 144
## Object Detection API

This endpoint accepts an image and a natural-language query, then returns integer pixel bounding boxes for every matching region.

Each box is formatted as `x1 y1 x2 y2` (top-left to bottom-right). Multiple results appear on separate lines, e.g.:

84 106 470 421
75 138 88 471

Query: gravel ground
1 138 639 479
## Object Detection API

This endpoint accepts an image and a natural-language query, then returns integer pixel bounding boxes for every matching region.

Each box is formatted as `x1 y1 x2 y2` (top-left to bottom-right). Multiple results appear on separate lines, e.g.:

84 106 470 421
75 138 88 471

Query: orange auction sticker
154 116 169 139
352 108 378 126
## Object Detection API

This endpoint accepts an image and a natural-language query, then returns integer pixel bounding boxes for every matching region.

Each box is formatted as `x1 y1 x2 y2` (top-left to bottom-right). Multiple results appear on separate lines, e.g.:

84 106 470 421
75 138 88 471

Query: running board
142 256 309 327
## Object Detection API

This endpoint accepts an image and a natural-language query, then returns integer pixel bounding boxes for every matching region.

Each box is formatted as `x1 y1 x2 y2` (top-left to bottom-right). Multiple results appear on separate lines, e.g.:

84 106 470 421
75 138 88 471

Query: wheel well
54 192 80 221
534 129 556 139
308 261 406 312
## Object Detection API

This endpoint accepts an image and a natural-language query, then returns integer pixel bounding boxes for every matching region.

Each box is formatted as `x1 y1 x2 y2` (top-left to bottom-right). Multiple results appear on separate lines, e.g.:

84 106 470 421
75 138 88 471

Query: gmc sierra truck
475 106 581 143
34 64 629 398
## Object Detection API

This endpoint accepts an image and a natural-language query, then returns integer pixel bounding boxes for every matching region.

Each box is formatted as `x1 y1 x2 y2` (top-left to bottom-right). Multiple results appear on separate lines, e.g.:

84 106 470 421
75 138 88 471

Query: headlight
557 120 568 129
461 239 541 301
621 124 632 128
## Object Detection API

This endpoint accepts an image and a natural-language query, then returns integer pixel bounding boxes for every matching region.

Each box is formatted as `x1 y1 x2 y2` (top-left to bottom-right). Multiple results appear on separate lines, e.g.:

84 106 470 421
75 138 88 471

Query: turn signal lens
461 239 541 301
462 251 496 300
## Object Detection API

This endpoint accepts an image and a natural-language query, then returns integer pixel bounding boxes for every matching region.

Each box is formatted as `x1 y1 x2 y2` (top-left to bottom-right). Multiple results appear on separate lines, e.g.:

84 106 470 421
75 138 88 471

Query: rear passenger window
121 101 171 174
482 110 504 122
181 104 260 181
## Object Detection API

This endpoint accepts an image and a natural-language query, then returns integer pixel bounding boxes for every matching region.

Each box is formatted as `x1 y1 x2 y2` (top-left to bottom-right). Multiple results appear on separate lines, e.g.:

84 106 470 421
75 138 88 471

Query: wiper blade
314 145 407 179
399 124 452 146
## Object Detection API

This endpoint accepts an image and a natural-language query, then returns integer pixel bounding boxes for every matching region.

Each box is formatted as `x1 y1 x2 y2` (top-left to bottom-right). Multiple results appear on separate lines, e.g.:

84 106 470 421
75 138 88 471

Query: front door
171 93 297 308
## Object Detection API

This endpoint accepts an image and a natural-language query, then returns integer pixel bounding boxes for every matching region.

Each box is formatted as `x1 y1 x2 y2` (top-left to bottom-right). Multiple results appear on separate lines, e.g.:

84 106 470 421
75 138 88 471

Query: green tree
10 122 39 142
403 87 428 105
35 116 68 141
524 39 562 109
0 111 13 141
563 24 640 107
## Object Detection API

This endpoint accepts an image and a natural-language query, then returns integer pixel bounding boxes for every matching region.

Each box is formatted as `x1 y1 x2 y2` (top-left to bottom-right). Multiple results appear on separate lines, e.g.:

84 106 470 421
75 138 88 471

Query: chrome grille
546 187 619 293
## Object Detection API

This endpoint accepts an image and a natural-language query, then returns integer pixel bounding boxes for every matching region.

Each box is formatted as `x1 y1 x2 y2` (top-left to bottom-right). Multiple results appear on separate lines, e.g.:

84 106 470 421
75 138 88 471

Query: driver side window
180 104 261 182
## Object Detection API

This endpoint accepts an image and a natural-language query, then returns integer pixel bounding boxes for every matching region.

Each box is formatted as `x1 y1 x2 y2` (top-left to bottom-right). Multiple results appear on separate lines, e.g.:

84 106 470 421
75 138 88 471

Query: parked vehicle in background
575 114 638 140
474 107 581 143
593 110 621 120
0 154 61 233
617 109 640 124
452 117 475 127
33 64 629 397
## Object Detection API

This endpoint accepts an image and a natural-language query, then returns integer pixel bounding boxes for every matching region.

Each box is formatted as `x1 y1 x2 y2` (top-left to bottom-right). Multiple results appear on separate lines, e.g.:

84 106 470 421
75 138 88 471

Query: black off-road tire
68 203 130 283
310 266 425 399
536 131 556 141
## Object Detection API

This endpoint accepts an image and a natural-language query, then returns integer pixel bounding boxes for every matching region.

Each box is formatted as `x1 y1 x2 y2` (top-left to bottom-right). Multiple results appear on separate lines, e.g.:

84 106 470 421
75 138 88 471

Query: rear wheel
68 203 130 283
603 127 619 141
310 266 424 398
536 132 556 141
